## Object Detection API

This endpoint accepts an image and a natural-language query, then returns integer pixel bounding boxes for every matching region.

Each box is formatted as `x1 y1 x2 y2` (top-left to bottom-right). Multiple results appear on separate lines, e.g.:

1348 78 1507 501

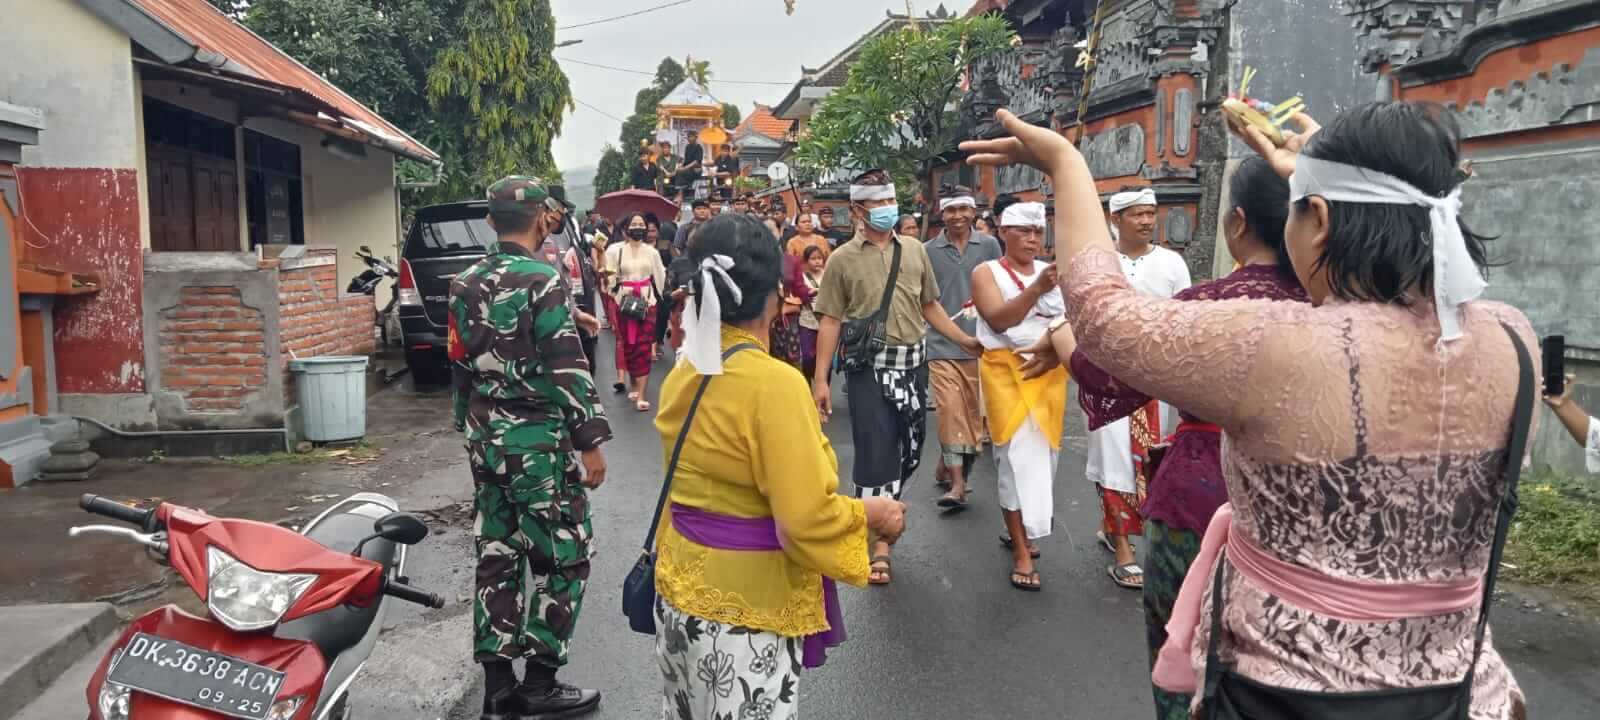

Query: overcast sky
549 0 924 170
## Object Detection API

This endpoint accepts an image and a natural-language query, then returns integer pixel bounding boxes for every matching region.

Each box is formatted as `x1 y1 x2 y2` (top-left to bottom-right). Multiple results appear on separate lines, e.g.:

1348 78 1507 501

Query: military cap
486 176 565 216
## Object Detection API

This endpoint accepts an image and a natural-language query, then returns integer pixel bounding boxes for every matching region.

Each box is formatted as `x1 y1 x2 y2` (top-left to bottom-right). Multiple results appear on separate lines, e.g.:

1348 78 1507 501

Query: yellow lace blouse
653 326 870 637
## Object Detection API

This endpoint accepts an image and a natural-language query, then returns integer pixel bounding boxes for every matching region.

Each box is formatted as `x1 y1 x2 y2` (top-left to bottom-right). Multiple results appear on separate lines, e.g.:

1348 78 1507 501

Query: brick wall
158 287 269 413
276 250 375 399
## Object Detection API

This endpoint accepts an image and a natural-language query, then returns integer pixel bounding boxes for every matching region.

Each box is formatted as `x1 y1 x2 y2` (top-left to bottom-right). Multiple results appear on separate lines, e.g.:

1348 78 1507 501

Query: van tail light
397 259 422 307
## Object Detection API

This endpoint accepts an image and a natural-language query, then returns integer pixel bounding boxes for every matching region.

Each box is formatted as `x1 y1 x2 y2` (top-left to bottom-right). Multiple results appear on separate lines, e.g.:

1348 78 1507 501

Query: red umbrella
595 189 679 225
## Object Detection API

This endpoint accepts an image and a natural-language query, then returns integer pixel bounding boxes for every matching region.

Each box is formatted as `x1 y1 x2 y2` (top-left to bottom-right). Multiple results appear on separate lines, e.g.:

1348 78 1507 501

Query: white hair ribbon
681 254 743 375
1290 155 1485 343
939 196 977 211
1000 202 1047 228
849 184 897 201
1108 188 1156 214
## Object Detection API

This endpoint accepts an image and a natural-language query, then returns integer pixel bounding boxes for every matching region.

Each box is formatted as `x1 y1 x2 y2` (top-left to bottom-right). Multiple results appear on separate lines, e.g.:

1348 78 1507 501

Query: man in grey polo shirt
925 186 1001 510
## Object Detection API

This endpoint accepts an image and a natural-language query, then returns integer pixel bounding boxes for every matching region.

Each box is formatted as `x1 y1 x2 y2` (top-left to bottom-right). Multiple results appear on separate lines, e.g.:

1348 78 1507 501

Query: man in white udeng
970 202 1069 591
1090 188 1191 590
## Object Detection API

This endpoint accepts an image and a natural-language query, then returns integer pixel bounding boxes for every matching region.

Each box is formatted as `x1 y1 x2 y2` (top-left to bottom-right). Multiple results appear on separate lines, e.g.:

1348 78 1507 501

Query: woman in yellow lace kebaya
652 214 907 720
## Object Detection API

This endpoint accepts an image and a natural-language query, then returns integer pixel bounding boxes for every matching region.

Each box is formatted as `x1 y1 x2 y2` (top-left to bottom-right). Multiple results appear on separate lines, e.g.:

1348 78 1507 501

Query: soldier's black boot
480 660 520 720
515 663 601 719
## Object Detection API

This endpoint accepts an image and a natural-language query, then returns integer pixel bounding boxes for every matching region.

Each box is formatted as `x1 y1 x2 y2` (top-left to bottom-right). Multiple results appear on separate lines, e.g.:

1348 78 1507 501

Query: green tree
722 103 742 130
793 16 1015 226
428 0 572 197
205 0 245 19
685 58 712 86
594 145 630 197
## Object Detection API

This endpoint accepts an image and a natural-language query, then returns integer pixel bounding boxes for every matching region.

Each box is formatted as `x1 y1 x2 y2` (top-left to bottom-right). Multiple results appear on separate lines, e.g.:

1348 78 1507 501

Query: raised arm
961 110 1297 430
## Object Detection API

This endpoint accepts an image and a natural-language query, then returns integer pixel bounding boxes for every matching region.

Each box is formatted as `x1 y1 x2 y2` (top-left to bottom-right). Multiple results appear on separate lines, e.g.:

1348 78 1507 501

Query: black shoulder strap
640 342 760 552
1468 324 1536 663
873 238 904 320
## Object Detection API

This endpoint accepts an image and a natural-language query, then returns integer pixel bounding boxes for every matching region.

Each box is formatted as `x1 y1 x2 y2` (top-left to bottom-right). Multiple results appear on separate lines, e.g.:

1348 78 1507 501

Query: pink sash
1152 504 1484 693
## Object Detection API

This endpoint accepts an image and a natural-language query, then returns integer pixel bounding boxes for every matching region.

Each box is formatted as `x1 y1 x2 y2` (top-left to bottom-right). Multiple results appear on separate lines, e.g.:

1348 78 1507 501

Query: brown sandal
1010 568 1042 592
998 534 1040 559
869 555 892 585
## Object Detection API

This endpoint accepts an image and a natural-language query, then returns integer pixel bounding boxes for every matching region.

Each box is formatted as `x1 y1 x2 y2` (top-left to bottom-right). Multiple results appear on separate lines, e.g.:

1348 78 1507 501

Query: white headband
1290 155 1485 343
850 184 896 202
939 196 976 211
681 254 744 375
1108 188 1156 214
1000 202 1046 228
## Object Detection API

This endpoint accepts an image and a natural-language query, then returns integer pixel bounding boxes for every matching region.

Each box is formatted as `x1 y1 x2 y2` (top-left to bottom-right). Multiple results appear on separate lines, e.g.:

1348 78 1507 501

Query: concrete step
0 603 120 720
10 634 114 720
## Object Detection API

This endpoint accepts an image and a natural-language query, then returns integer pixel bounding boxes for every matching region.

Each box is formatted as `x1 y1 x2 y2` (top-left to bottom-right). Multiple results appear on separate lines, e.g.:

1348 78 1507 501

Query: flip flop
612 383 627 393
998 534 1040 559
636 400 652 413
1109 563 1144 590
869 555 892 585
1010 568 1042 592
1097 530 1135 554
936 492 968 511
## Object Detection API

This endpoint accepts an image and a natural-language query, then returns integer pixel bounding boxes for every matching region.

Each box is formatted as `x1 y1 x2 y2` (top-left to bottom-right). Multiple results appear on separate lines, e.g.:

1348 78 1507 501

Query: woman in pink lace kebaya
966 102 1533 719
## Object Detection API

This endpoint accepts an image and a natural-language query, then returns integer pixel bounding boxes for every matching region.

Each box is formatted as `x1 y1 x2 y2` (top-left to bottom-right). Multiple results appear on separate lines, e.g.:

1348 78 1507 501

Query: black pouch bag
1196 323 1535 720
837 239 902 373
622 343 758 634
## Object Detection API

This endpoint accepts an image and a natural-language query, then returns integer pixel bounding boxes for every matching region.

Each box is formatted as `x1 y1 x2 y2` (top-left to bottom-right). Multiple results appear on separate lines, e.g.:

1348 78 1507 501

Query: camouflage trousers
469 445 592 667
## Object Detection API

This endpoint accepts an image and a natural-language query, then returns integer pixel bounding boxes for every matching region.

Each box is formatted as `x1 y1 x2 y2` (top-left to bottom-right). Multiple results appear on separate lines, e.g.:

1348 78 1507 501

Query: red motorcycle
70 492 444 720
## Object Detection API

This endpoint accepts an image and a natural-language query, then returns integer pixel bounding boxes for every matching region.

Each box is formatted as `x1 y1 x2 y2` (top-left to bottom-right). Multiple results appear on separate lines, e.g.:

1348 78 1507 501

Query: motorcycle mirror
359 245 372 253
373 512 429 545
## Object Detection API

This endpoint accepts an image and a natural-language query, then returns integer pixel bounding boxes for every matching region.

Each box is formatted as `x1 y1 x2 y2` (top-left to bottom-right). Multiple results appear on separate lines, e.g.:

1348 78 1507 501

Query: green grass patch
1504 471 1600 607
223 441 378 467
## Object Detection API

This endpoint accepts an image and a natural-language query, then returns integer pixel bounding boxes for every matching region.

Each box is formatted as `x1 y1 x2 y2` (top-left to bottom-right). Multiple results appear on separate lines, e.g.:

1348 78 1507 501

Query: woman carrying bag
643 214 905 720
605 211 668 412
977 100 1534 719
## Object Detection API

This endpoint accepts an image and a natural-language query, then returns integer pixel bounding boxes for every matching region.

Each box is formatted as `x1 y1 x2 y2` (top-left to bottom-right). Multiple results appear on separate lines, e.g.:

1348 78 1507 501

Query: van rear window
408 217 494 259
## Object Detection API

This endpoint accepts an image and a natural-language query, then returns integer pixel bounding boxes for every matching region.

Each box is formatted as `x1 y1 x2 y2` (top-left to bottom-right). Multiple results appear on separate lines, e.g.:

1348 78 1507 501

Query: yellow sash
979 349 1069 450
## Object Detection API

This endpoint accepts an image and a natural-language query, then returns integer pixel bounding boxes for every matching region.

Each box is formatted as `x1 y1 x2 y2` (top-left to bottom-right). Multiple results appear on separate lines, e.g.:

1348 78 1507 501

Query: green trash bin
288 356 370 442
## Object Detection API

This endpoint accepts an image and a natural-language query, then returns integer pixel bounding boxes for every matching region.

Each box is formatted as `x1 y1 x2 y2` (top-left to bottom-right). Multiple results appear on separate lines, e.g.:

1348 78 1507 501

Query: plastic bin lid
287 355 370 371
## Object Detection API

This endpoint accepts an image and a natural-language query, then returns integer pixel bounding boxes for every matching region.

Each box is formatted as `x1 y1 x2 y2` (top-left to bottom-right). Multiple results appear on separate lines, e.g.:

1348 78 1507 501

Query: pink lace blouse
1062 244 1535 718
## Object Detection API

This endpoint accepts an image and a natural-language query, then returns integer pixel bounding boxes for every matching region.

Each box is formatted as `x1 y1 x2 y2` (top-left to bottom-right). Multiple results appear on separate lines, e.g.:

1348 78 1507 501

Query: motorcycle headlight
206 546 316 631
268 695 305 719
98 681 131 720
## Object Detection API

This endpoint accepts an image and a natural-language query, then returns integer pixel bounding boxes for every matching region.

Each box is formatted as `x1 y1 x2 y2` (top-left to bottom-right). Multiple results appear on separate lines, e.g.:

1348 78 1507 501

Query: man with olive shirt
448 176 610 719
811 169 984 585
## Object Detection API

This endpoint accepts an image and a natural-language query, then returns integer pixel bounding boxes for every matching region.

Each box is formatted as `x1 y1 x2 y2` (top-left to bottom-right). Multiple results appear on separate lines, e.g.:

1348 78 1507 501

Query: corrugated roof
735 105 793 140
129 0 438 162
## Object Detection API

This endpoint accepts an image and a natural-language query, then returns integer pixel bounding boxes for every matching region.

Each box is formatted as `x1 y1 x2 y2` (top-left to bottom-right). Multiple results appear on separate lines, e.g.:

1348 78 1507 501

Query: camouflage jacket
448 241 611 454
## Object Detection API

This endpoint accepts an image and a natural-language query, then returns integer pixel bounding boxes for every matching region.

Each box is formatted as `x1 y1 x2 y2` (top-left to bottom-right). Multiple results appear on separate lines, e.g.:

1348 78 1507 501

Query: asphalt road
344 340 1600 720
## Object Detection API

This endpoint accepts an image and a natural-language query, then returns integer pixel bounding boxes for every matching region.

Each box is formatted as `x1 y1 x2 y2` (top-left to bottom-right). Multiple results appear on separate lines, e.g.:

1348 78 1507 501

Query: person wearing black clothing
818 206 853 248
675 132 705 197
630 147 661 191
713 145 739 199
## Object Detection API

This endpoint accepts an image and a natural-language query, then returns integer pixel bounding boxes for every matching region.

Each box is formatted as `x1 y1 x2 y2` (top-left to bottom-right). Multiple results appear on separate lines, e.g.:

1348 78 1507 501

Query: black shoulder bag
622 343 758 635
1197 323 1535 720
837 239 902 373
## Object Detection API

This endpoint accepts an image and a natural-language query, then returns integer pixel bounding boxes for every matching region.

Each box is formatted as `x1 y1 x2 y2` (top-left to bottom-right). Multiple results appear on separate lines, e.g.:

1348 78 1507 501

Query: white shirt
1587 416 1600 474
975 258 1064 351
1085 244 1191 495
1119 245 1192 298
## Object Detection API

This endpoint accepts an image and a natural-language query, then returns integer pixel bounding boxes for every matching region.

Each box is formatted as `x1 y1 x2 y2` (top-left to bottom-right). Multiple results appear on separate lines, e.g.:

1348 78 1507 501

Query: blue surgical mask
866 205 900 232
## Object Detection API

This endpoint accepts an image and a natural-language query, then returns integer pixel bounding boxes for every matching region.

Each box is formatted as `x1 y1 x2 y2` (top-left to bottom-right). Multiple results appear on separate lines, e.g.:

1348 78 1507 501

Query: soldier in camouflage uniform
449 176 610 720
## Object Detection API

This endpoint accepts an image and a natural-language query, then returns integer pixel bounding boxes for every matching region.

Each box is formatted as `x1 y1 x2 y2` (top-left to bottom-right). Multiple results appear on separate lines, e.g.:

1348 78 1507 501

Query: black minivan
396 201 575 384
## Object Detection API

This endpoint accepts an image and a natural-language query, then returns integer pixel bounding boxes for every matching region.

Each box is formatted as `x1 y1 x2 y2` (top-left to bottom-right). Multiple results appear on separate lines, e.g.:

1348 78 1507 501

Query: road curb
0 603 120 720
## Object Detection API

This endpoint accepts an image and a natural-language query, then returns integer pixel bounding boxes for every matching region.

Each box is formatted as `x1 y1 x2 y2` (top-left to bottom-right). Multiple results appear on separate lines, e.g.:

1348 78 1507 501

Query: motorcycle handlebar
384 579 445 609
79 493 154 528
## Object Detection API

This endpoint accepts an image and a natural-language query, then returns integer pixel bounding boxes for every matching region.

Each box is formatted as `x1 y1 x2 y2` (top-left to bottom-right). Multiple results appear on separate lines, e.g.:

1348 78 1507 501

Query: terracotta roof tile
131 0 438 162
735 105 793 140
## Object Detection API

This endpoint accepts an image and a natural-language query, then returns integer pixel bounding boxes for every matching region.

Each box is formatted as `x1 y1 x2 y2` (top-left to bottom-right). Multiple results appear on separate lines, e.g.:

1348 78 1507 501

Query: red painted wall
16 167 145 393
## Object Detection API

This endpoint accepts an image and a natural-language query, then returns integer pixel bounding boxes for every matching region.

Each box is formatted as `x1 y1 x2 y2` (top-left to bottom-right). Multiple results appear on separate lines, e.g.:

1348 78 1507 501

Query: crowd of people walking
449 98 1557 720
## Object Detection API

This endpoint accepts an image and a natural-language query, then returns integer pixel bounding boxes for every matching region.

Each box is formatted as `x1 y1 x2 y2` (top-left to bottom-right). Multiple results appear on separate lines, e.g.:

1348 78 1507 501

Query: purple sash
669 503 846 669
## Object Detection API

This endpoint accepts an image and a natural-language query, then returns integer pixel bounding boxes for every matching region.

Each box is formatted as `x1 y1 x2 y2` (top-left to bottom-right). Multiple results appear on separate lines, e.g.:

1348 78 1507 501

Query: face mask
866 205 900 232
626 228 648 240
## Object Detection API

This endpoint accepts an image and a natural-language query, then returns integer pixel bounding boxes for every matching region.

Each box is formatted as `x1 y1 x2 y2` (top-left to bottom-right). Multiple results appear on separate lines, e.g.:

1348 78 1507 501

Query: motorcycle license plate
107 632 285 720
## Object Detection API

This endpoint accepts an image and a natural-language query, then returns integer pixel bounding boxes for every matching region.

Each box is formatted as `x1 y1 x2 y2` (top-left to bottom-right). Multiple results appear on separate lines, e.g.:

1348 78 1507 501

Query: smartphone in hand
1542 335 1565 396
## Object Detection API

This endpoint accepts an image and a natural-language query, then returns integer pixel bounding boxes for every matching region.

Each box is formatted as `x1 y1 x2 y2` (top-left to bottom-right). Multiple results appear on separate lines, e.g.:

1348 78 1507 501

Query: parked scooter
347 246 400 347
71 492 443 720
